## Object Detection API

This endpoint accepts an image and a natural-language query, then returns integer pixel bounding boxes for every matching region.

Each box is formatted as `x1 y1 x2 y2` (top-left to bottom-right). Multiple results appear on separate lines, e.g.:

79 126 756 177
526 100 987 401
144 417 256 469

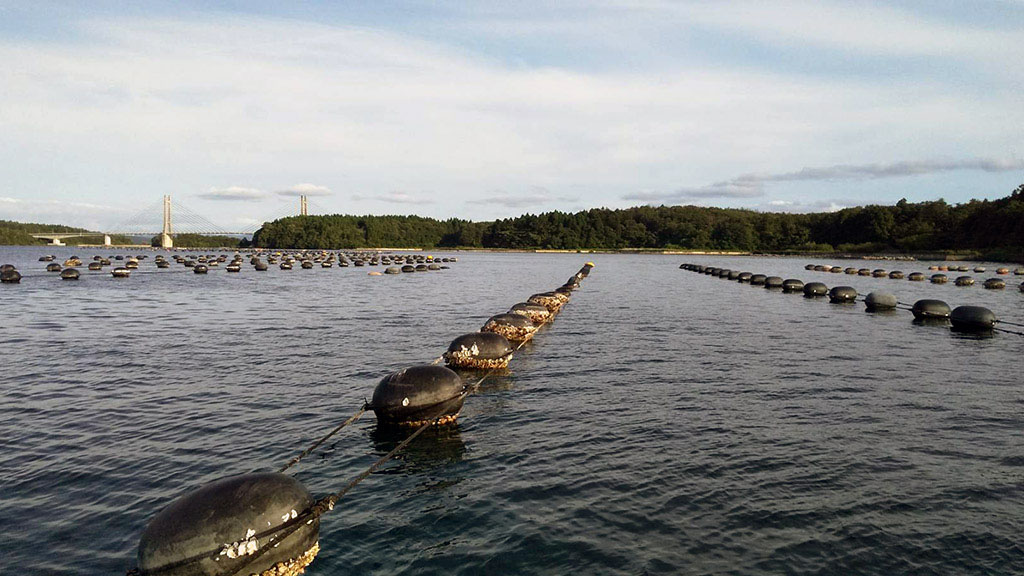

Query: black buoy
509 302 551 324
749 274 767 286
930 273 947 284
804 264 815 270
844 267 858 275
858 268 871 276
889 271 904 279
912 299 951 320
46 262 62 272
527 292 564 313
737 272 753 283
301 260 314 269
984 278 1006 289
137 473 319 576
194 264 209 274
764 276 784 289
226 263 241 272
112 267 130 278
444 332 514 369
954 276 974 286
1 268 22 284
908 272 925 281
481 313 538 342
370 365 466 426
864 291 897 312
782 279 804 293
60 268 80 281
401 265 415 273
828 286 857 303
385 266 400 274
950 305 997 333
803 282 827 297
872 269 887 278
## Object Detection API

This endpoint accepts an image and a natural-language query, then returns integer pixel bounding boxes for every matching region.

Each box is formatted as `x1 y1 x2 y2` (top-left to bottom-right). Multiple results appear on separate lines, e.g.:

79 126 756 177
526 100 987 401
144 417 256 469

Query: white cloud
276 183 332 197
352 191 436 205
0 10 1021 223
196 186 266 201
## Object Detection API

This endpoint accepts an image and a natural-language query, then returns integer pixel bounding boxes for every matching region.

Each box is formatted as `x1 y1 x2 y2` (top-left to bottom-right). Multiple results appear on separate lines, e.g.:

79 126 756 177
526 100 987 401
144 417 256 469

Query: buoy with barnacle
136 472 319 576
481 313 538 343
443 332 514 369
370 365 466 427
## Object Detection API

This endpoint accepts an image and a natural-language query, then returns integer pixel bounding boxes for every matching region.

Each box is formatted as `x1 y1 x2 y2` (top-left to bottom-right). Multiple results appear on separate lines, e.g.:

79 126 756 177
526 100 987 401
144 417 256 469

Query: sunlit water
1 247 1022 575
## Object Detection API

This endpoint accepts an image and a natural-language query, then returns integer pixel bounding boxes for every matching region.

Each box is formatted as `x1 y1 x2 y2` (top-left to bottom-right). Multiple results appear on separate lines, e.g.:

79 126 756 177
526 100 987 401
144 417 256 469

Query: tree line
251 185 1023 259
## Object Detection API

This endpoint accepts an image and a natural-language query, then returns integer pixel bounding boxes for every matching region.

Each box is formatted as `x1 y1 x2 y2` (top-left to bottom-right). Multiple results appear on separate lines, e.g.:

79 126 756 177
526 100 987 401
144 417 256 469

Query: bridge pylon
161 194 173 248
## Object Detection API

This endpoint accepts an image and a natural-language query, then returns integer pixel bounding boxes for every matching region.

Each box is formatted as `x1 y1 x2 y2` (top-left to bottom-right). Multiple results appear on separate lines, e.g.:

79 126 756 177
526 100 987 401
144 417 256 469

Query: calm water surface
1 247 1022 575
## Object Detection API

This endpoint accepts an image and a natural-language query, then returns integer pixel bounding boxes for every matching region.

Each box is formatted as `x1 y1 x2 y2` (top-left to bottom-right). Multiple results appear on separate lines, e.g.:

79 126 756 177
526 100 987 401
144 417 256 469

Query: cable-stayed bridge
30 195 320 247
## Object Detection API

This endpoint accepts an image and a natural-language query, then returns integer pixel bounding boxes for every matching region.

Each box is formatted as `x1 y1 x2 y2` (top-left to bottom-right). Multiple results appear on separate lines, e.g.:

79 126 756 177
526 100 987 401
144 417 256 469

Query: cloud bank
196 186 266 201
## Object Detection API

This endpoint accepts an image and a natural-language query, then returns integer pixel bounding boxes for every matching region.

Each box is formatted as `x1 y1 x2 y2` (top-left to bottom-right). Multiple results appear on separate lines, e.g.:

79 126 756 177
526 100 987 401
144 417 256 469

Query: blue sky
1 1 1023 232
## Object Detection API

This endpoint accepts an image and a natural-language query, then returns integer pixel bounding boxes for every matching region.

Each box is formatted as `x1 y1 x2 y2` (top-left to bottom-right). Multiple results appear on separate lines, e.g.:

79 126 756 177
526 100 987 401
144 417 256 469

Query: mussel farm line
126 262 595 576
800 262 1023 291
0 250 460 283
679 263 1024 337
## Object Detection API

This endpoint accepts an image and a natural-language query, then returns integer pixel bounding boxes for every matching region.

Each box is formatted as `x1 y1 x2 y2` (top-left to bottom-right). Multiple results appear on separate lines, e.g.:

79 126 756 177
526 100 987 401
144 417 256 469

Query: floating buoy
828 286 857 303
954 276 974 286
930 274 947 284
112 267 130 278
864 291 897 312
829 267 844 274
367 271 382 276
280 262 292 270
737 272 753 283
60 268 80 281
1014 268 1024 275
804 264 815 270
125 260 139 270
950 305 996 333
803 282 828 297
509 302 551 324
1 268 22 284
254 261 268 271
444 332 513 369
46 263 62 272
872 269 887 278
226 264 241 272
858 268 871 276
997 267 1010 275
137 472 319 576
88 262 103 271
764 276 783 289
889 271 904 279
370 365 466 426
156 260 170 269
428 263 440 270
845 267 858 275
782 279 804 293
912 299 951 320
814 265 826 272
973 266 986 273
481 313 537 342
749 274 767 286
384 266 400 274
527 292 564 313
908 272 925 281
727 270 741 280
401 265 415 273
984 278 1006 289
194 264 209 274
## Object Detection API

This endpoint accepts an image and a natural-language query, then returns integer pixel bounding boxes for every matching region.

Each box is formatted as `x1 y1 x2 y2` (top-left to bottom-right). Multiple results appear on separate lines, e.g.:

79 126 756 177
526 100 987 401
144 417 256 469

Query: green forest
251 185 1024 259
0 220 131 246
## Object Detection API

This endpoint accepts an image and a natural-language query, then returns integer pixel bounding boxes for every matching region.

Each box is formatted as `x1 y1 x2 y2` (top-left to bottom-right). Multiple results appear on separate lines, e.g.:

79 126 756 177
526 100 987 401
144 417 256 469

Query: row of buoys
680 263 1008 334
130 262 594 576
803 263 1019 289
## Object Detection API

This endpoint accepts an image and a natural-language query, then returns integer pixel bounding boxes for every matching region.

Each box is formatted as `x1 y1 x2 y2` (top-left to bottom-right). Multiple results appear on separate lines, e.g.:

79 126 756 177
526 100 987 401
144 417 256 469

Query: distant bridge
30 195 317 246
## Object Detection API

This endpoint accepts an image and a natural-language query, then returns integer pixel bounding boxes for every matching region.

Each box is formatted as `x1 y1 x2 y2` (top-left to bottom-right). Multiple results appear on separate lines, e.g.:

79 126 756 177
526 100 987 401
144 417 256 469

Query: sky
1 1 1023 233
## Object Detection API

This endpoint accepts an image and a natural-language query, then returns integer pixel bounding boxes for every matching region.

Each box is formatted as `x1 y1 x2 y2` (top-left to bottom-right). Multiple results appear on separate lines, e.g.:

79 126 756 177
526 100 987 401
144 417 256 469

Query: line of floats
126 262 595 576
679 263 1023 336
801 262 1024 290
0 250 460 283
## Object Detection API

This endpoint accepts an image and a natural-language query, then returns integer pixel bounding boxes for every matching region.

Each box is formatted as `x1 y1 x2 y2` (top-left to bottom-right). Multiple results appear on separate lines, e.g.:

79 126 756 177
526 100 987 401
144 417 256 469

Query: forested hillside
252 185 1024 257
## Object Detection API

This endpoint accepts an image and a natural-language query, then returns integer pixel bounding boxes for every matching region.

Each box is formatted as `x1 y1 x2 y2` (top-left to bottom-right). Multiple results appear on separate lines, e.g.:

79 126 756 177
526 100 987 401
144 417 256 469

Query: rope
995 319 1024 328
993 326 1024 337
278 405 368 473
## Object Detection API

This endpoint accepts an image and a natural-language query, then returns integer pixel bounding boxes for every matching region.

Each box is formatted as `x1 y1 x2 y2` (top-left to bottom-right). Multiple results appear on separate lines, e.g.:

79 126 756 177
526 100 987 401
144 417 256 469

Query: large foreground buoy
482 313 538 342
137 473 319 576
950 305 996 333
864 292 897 312
912 299 951 320
60 268 80 281
371 365 466 426
1 268 21 284
443 332 513 369
984 278 1006 289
